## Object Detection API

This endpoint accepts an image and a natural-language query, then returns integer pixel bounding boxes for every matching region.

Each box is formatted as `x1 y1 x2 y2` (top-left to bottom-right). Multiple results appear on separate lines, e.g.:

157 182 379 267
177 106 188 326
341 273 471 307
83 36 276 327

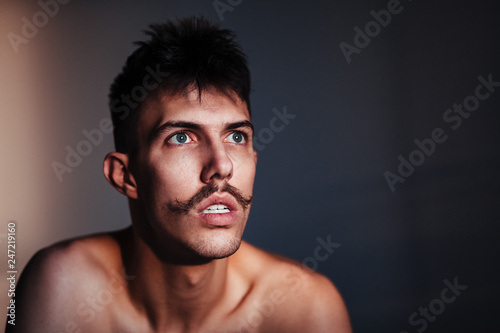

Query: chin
190 232 242 260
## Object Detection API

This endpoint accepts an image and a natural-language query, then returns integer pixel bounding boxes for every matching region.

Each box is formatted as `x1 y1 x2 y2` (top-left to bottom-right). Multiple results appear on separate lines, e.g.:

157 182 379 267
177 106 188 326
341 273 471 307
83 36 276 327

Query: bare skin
9 89 352 333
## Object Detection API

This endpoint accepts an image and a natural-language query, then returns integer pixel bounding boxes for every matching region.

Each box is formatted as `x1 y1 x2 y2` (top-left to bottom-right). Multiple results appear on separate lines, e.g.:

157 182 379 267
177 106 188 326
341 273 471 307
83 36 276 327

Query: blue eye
169 132 192 144
227 132 245 143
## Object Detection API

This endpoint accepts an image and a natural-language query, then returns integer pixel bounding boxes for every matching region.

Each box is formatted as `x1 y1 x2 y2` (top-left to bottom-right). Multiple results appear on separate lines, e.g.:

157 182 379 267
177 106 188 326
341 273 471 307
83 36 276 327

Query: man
9 17 351 332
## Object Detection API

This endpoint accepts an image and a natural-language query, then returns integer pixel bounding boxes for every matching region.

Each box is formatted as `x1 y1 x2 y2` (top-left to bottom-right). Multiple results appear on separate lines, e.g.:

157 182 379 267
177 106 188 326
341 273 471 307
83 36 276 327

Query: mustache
168 182 253 213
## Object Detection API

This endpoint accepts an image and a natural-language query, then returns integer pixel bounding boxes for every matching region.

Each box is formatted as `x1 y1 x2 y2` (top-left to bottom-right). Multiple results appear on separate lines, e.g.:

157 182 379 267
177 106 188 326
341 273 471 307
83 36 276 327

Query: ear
103 152 138 199
253 150 258 165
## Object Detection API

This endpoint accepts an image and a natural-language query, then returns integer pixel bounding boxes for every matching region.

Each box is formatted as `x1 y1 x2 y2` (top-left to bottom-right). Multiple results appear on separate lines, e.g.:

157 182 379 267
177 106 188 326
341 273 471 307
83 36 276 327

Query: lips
198 194 237 213
197 194 238 226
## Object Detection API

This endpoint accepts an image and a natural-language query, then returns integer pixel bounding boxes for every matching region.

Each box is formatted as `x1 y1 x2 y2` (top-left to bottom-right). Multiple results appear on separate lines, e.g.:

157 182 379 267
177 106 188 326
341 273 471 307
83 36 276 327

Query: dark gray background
1 0 499 332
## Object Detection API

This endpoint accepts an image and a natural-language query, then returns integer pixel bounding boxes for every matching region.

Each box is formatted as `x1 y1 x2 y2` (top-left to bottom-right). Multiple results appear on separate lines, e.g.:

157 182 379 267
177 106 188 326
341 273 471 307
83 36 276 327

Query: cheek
232 154 257 190
143 153 202 200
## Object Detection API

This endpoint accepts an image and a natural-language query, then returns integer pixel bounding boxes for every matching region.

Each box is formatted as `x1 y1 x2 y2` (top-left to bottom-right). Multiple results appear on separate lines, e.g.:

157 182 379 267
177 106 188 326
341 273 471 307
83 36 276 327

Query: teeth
203 204 230 214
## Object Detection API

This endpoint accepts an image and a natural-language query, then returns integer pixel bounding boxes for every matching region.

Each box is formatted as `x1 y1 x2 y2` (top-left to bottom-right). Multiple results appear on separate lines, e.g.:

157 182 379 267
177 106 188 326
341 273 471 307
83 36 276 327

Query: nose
200 141 233 184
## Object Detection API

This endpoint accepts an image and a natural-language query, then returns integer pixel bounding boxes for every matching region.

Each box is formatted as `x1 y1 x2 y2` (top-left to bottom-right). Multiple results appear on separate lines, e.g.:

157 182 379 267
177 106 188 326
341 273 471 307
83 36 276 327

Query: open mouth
202 204 231 214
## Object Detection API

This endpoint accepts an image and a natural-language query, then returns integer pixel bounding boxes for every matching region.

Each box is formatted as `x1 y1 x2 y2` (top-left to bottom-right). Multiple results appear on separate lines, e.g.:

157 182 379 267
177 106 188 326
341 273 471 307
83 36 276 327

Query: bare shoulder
231 242 352 333
8 230 128 333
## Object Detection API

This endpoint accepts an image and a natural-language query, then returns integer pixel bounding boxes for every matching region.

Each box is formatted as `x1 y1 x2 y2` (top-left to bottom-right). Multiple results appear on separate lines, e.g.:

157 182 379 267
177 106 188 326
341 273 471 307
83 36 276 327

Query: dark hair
108 16 251 154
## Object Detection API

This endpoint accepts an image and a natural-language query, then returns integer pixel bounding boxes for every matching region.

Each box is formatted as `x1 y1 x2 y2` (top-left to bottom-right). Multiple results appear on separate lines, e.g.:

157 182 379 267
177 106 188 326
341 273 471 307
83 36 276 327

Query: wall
1 0 499 331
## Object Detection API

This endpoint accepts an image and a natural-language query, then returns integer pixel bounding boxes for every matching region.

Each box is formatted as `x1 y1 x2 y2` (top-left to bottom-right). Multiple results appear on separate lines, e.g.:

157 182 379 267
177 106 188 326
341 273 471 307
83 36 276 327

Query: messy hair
108 16 251 154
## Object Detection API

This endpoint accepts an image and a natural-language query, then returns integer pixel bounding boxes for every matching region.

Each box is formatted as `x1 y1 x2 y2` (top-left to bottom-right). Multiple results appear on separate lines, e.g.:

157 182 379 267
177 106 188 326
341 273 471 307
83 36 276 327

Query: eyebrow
148 120 254 144
226 120 254 134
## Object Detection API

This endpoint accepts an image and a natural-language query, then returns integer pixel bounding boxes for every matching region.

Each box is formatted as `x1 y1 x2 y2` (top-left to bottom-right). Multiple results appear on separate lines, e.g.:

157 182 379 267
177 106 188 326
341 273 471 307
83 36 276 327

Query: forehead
137 88 250 136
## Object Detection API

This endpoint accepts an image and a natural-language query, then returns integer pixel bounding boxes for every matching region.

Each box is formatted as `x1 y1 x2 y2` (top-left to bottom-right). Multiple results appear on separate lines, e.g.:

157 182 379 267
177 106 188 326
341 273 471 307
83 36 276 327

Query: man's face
132 87 256 262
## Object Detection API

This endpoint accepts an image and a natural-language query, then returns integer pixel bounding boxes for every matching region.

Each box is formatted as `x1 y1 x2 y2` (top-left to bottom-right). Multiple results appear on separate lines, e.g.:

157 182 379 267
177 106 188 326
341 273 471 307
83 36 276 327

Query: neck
126 227 229 331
